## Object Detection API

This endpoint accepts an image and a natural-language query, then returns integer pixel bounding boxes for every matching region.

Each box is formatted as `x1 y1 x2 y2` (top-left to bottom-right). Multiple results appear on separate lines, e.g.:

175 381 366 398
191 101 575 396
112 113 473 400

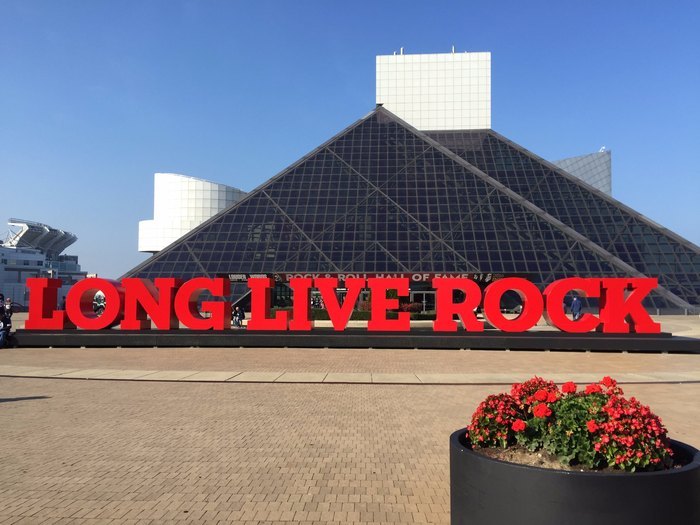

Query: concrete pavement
1 318 700 524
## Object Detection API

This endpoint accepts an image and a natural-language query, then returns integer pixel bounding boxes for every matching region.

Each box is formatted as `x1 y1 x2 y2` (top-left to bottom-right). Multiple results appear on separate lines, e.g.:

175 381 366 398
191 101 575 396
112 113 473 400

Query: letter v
315 278 366 331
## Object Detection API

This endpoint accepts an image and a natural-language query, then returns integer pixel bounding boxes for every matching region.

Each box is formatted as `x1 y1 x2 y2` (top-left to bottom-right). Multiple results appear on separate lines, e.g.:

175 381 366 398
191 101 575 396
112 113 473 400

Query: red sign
24 276 661 334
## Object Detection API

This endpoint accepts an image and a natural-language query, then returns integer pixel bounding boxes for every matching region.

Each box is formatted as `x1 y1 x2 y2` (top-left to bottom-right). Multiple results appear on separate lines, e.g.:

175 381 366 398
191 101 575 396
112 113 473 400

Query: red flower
562 381 577 394
534 389 549 402
512 419 527 432
601 376 616 388
467 375 674 472
532 403 552 418
585 383 603 394
510 377 559 408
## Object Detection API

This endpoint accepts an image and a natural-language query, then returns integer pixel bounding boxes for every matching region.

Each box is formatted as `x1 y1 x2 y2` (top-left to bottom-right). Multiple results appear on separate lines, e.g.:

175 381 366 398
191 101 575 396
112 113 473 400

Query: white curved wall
138 173 246 253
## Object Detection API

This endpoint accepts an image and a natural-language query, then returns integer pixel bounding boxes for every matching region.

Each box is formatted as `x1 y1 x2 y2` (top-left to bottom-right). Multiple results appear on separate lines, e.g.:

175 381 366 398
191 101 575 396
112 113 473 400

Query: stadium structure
1 218 86 305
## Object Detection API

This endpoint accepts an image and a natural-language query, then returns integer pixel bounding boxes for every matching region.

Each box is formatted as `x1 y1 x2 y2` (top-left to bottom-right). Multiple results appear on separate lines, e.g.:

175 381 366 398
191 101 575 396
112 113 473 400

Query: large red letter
543 278 601 333
315 277 365 331
432 278 484 332
173 278 231 330
599 278 661 333
246 277 288 330
65 278 124 330
367 278 410 331
25 278 72 329
483 278 543 332
121 278 180 330
288 277 313 331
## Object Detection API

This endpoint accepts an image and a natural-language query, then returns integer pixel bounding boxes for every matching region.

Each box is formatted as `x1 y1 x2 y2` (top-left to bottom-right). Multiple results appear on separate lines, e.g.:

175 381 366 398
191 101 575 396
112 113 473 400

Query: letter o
483 278 543 332
65 278 124 330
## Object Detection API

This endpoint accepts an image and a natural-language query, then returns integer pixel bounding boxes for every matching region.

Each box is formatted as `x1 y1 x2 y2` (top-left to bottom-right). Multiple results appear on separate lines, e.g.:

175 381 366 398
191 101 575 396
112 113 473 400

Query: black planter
450 428 700 525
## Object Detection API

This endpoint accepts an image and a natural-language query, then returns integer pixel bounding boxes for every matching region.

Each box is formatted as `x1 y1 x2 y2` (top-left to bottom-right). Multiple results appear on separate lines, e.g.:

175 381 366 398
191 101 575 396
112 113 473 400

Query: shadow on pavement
0 395 51 404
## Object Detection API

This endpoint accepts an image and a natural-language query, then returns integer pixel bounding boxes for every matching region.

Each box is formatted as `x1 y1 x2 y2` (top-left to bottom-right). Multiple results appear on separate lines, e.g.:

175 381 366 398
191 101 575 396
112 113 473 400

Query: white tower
376 50 491 130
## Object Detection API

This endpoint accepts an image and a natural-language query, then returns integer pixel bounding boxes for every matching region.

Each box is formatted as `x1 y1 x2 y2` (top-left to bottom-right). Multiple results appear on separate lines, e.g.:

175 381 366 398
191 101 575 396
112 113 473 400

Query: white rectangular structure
376 51 491 130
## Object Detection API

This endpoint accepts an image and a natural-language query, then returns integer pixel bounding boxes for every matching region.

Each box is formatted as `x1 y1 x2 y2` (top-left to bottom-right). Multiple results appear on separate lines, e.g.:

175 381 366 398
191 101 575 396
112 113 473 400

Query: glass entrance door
410 291 435 312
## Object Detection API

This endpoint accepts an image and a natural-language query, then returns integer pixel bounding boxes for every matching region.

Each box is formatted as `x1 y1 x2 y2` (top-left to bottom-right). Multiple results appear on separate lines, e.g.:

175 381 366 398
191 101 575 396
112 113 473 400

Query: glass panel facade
426 130 700 309
125 108 700 311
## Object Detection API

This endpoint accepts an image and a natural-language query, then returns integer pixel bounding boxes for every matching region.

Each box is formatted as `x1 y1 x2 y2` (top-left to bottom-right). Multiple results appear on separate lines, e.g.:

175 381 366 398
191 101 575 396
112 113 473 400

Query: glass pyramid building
124 107 700 312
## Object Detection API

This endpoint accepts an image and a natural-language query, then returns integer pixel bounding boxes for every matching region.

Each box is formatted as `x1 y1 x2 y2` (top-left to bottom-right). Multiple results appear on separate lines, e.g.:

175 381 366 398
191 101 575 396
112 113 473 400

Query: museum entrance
410 291 435 312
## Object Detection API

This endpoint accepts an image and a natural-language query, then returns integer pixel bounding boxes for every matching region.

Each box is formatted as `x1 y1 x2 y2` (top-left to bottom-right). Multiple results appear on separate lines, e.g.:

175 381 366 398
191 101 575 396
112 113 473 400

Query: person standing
0 297 12 348
236 305 246 328
571 295 583 321
232 306 241 328
4 297 12 319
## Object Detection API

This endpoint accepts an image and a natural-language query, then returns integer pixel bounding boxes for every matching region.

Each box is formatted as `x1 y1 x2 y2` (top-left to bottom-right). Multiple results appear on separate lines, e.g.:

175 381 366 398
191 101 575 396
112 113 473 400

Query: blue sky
2 1 699 278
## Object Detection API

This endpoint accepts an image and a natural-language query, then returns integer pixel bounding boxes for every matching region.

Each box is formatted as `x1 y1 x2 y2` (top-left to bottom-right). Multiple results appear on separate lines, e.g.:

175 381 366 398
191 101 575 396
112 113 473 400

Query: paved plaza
1 317 699 524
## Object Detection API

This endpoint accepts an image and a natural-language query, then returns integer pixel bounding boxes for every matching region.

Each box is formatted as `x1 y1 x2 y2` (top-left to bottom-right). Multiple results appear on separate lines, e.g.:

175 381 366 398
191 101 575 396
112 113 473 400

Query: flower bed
466 375 678 471
452 375 700 524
